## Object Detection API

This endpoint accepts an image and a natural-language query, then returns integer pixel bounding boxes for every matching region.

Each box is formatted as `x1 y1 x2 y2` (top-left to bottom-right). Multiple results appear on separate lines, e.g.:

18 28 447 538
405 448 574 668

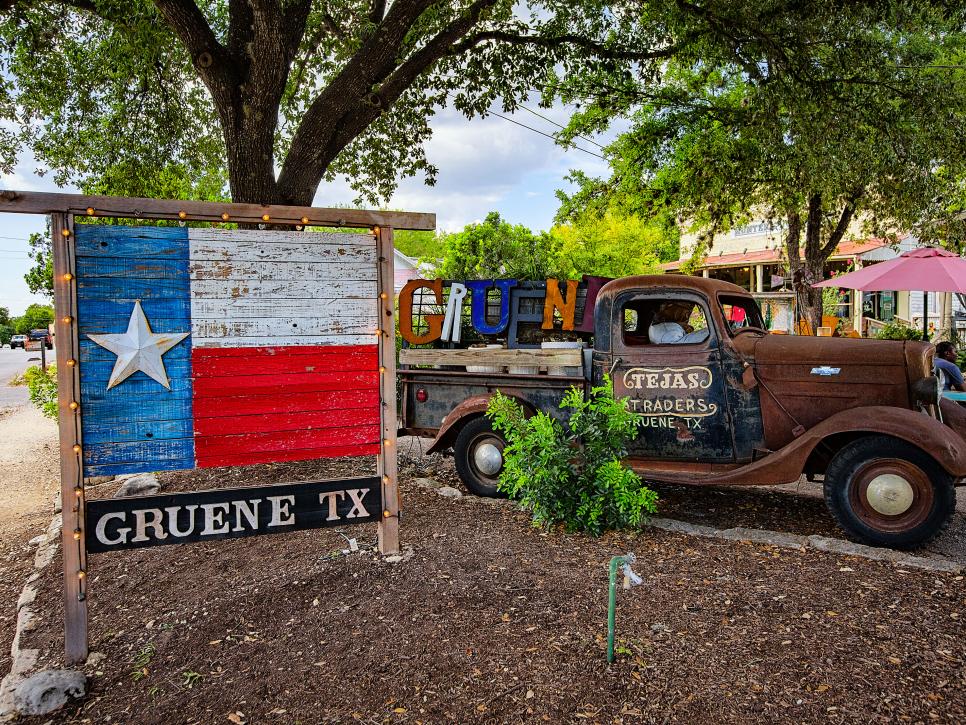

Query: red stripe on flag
194 408 380 437
192 344 382 468
191 345 378 376
193 370 378 398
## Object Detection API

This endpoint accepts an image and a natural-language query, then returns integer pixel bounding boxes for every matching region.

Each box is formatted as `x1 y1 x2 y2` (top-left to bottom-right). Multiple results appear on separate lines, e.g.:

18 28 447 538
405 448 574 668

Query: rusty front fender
799 405 966 478
634 405 966 487
425 393 534 455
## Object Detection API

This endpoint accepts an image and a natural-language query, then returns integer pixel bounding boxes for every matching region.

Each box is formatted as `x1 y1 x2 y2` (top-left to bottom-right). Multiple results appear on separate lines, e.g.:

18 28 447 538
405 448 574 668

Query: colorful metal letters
398 277 606 345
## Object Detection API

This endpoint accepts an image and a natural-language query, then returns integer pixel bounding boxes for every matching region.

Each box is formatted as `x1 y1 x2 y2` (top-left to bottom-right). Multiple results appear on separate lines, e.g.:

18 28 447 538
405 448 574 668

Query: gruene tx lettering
85 478 382 552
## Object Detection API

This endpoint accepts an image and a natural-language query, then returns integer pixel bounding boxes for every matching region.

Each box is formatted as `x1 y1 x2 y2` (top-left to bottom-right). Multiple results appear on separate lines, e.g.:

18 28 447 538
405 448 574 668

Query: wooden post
50 213 89 664
375 226 400 554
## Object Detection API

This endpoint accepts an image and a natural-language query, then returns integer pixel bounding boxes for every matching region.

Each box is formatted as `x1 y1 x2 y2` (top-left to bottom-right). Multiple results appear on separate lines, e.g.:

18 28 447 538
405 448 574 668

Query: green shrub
486 377 658 536
25 365 58 419
875 320 923 341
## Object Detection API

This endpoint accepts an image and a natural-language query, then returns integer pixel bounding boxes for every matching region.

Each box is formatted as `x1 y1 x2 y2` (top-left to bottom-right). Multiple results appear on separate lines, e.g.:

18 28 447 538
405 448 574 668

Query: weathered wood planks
0 189 435 230
399 347 584 367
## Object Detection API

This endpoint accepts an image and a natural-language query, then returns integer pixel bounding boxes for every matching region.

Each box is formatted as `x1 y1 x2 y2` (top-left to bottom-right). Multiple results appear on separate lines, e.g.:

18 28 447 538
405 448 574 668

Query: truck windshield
719 295 765 335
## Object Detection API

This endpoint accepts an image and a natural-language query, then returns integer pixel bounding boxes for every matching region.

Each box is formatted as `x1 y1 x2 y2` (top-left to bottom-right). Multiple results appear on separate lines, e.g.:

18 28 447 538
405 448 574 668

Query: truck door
604 291 735 462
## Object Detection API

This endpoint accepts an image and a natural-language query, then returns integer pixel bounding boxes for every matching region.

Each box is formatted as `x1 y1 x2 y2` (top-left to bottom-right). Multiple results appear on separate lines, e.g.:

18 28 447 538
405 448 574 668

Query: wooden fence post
375 226 400 554
50 213 89 664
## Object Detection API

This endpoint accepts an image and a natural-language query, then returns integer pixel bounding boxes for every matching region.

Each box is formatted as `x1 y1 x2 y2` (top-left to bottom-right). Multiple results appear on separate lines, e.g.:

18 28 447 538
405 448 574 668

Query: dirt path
0 403 58 678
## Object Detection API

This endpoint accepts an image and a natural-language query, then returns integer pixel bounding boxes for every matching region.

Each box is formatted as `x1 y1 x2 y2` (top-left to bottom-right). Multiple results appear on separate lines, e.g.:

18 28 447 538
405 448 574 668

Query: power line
518 105 606 149
486 111 606 160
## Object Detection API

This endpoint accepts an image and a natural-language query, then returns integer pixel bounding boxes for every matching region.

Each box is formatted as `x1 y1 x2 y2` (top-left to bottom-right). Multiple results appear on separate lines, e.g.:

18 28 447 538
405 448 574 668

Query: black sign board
86 477 382 553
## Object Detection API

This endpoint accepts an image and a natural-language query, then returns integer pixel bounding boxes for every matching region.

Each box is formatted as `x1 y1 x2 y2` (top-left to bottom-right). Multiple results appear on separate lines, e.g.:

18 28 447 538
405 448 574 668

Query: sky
0 103 620 315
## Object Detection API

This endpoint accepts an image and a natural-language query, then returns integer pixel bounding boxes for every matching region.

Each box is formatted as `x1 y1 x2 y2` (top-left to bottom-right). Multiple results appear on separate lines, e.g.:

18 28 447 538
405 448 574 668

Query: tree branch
369 0 387 24
820 186 866 258
152 0 231 83
452 30 681 61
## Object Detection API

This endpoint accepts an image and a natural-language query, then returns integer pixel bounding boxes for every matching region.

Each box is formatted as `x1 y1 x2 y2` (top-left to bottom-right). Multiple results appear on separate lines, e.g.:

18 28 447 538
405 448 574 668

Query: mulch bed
12 450 966 724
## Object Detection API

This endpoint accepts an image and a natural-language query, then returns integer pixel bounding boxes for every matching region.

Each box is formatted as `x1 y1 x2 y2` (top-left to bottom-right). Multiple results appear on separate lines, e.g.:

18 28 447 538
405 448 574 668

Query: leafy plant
24 365 57 419
129 643 156 682
486 376 658 536
181 670 203 689
875 320 924 341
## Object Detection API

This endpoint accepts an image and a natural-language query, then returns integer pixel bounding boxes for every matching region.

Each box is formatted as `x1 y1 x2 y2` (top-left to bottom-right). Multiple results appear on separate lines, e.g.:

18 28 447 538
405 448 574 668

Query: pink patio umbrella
813 247 966 339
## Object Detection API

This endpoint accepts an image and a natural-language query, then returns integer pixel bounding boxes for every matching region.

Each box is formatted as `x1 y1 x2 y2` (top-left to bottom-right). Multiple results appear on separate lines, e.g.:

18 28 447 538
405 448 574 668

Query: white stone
113 473 161 498
12 670 86 716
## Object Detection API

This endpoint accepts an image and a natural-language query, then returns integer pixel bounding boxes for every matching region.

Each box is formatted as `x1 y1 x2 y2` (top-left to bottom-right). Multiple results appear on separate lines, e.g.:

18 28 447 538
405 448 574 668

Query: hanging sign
86 477 382 552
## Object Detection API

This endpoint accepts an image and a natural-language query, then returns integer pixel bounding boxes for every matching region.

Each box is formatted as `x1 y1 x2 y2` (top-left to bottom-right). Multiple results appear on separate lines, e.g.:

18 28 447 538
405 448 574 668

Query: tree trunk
785 190 863 335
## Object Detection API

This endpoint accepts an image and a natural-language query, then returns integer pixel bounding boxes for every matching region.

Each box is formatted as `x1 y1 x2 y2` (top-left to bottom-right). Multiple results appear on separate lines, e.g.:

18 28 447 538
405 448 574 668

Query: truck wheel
823 436 955 549
453 417 506 498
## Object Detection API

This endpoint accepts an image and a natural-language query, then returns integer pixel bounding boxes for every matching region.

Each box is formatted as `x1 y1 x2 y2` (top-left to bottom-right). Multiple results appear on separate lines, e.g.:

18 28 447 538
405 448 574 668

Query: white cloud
316 102 621 232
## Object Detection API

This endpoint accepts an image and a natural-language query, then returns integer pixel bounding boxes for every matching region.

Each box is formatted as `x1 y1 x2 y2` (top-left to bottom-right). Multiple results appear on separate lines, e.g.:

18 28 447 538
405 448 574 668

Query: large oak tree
0 0 697 206
2 1 939 210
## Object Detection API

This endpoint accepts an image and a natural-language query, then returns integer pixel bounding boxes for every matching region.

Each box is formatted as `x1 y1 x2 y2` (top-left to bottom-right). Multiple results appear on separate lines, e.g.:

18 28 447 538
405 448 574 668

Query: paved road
0 346 47 410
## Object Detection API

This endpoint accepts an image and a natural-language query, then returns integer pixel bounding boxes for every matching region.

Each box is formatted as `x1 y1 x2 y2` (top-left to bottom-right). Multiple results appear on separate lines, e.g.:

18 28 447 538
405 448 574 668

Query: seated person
648 302 710 344
935 341 965 392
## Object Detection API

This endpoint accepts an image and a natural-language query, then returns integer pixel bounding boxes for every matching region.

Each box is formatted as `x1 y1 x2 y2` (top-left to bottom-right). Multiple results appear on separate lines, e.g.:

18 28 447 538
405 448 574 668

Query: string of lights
59 220 87 600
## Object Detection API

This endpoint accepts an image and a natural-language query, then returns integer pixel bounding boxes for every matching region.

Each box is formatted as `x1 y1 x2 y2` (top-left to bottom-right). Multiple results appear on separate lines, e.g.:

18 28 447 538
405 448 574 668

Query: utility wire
518 104 606 149
486 111 606 160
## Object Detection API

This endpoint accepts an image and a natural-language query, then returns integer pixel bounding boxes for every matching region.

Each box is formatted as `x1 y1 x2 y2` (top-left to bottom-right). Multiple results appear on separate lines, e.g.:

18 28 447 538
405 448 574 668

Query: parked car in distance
9 334 27 349
28 329 53 350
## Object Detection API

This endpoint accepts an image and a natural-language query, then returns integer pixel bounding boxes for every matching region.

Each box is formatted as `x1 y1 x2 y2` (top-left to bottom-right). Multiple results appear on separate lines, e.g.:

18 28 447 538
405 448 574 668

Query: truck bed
399 368 586 438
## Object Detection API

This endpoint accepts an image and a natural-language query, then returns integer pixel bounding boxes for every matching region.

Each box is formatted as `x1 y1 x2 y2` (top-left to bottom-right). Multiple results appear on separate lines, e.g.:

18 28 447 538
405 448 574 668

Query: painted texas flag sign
76 225 382 477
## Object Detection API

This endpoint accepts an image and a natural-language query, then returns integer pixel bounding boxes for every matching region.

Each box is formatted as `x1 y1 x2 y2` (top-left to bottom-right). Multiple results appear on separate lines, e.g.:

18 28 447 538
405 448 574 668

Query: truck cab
401 275 966 548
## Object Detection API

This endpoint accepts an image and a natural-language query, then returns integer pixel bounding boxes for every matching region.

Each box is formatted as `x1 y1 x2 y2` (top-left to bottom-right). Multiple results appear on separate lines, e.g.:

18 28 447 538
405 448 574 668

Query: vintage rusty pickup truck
399 276 966 548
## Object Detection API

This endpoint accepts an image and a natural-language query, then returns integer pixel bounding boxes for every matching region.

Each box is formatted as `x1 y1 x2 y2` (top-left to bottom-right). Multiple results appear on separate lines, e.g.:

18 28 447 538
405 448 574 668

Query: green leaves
433 211 564 280
24 364 58 419
486 375 658 537
557 1 966 251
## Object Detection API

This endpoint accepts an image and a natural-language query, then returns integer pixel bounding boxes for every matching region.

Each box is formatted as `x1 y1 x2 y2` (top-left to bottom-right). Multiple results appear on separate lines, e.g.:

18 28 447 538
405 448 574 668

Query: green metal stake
607 554 629 664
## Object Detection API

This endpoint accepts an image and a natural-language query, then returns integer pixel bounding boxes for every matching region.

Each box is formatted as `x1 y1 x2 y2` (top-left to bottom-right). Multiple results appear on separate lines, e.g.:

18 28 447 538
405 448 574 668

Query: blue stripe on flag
75 225 195 476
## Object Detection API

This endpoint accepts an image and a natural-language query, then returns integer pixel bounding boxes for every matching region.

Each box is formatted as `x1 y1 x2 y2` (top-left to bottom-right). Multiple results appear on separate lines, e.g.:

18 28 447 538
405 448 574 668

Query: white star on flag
88 301 190 390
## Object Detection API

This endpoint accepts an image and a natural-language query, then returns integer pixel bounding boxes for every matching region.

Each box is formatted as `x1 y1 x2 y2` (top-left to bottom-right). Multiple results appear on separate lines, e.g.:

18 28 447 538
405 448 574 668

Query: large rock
12 670 85 716
113 473 160 498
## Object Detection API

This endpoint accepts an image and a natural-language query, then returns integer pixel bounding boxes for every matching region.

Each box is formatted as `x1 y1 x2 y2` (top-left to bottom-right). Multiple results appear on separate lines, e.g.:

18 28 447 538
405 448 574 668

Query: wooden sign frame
0 190 434 664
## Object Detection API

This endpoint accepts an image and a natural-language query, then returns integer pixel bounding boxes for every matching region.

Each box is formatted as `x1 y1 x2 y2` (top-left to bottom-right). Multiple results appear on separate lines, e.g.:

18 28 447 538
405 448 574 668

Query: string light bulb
383 475 390 484
379 292 388 300
221 212 230 221
383 510 391 518
262 213 271 222
62 315 73 324
73 530 82 541
74 487 83 497
379 366 386 373
66 359 76 367
383 438 392 446
86 207 95 215
178 210 187 220
77 570 86 580
61 228 70 237
372 226 380 235
68 401 79 411
301 216 309 225
72 444 81 453
63 273 73 282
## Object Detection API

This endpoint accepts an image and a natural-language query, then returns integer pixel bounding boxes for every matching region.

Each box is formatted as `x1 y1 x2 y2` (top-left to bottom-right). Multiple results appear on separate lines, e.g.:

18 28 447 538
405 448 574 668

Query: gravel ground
5 445 963 724
0 403 59 678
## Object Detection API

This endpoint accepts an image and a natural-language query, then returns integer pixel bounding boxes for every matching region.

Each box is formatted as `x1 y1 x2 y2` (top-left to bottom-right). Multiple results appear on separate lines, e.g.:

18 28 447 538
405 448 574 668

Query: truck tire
823 435 955 549
453 417 507 498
